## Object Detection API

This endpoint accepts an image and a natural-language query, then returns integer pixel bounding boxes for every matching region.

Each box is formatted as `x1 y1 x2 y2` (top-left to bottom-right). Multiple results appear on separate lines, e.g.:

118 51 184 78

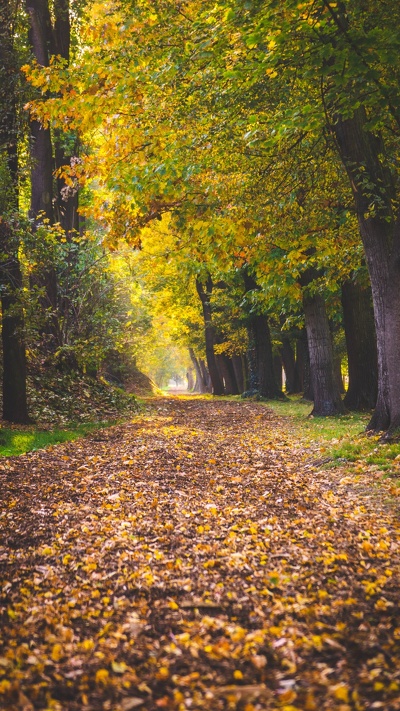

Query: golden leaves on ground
0 398 400 710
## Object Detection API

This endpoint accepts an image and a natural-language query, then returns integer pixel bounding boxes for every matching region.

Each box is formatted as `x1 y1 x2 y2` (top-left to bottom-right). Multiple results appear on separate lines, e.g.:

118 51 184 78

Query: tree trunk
195 276 224 395
0 5 30 423
274 354 283 391
341 279 378 411
0 225 31 424
302 290 345 416
216 354 239 395
186 368 194 392
333 354 345 394
1 244 30 424
199 358 212 393
242 270 283 398
53 0 79 238
26 0 60 349
280 336 297 393
333 108 400 431
232 354 245 393
189 348 206 393
294 329 312 400
247 314 284 398
26 0 55 226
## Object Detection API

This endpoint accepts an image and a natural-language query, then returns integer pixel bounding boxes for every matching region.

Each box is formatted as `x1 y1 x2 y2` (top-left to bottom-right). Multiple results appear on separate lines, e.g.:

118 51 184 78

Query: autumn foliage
1 399 400 710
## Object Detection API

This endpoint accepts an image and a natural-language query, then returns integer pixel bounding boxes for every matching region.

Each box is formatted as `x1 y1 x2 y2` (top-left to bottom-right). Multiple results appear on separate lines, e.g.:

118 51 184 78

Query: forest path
1 397 399 711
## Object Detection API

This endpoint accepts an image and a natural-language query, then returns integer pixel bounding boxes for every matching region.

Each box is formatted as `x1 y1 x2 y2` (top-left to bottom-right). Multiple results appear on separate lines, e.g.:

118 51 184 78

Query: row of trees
131 217 376 409
2 0 400 433
0 0 153 422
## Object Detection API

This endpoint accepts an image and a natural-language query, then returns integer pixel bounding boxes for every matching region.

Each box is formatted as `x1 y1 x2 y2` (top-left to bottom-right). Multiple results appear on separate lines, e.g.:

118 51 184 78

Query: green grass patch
0 422 109 457
268 396 368 440
267 395 400 476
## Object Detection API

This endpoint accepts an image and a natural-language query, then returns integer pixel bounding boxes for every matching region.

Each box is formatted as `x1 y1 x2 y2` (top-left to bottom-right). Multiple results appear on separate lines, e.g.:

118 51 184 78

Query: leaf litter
0 397 399 711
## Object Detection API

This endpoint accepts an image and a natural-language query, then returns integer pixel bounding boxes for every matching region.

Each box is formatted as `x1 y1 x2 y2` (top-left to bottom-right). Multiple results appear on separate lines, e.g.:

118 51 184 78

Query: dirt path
1 398 399 711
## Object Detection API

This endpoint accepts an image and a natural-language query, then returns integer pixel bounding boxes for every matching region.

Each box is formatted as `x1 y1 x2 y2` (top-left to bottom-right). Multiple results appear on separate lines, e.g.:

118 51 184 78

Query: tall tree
243 271 283 399
53 0 79 238
341 278 378 411
0 0 30 423
302 289 345 416
322 1 400 429
196 276 225 395
25 0 58 349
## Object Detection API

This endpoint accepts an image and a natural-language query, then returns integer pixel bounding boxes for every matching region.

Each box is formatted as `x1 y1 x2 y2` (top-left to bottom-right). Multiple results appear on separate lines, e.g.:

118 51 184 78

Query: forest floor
0 397 399 711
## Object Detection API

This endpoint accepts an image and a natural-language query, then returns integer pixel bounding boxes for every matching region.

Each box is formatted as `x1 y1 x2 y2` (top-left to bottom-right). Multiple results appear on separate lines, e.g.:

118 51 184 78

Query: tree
341 278 378 411
0 0 30 423
195 276 224 395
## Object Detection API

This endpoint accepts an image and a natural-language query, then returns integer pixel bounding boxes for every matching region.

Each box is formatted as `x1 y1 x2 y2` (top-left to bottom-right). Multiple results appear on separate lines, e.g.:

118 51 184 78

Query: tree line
1 0 400 433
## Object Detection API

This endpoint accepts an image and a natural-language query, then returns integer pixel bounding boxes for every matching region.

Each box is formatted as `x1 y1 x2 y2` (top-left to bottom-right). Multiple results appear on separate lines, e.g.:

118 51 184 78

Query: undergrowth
0 368 142 457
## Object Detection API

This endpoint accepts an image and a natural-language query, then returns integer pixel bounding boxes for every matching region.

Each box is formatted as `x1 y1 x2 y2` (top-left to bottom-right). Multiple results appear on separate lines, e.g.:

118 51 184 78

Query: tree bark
189 348 206 393
26 0 55 227
199 358 212 393
333 354 345 394
274 354 283 391
232 354 245 393
242 271 283 399
341 279 378 411
0 229 30 424
195 276 224 395
302 290 345 416
246 314 284 398
186 368 194 391
333 108 400 431
280 335 297 393
0 4 30 423
53 0 79 238
216 354 239 395
298 330 313 401
26 0 60 349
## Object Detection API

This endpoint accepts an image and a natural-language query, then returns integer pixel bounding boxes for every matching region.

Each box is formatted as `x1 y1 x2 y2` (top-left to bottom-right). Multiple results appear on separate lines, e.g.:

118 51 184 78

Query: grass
0 421 109 457
267 395 400 480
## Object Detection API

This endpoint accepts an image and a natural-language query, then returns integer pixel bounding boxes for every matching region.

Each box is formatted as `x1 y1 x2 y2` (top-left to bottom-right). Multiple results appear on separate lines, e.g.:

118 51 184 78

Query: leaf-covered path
1 398 399 711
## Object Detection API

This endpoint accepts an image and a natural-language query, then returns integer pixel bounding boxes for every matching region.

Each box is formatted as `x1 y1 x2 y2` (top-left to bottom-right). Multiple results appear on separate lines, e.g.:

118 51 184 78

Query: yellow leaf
112 661 127 674
95 668 110 684
81 639 94 652
233 670 243 680
168 601 179 610
51 643 63 662
156 666 169 680
0 679 11 693
332 684 349 702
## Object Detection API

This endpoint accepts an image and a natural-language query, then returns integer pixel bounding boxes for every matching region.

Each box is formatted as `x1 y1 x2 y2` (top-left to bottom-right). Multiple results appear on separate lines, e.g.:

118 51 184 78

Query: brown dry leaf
120 699 145 710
